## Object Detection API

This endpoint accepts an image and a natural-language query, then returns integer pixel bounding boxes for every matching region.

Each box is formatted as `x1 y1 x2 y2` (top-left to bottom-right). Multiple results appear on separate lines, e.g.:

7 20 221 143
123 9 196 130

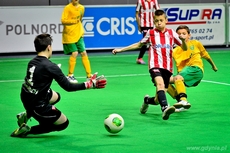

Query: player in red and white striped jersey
112 10 187 120
135 0 160 64
140 27 182 72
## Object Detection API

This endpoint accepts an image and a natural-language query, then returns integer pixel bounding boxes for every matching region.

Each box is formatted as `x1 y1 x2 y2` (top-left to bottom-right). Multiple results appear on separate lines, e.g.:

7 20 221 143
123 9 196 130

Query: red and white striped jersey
136 0 160 28
140 28 182 72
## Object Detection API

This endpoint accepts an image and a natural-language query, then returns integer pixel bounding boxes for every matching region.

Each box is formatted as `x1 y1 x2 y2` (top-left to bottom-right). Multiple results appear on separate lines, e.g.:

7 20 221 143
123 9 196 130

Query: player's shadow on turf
103 134 129 138
138 112 188 125
139 112 161 118
13 135 68 139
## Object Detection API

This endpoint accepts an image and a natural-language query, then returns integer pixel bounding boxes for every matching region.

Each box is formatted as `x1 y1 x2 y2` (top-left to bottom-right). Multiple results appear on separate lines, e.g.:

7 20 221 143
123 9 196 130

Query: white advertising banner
0 4 226 53
162 4 225 46
0 6 63 53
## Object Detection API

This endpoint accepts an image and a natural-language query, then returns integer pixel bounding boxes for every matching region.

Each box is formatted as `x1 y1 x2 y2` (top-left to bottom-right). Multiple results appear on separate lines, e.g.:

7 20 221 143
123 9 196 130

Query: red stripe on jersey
167 29 173 72
146 2 152 27
141 0 147 27
152 0 160 10
159 32 167 70
149 30 159 69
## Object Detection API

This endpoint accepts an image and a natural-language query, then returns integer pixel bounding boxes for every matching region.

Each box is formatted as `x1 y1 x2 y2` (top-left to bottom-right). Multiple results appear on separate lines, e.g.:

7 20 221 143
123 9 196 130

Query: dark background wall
0 0 227 6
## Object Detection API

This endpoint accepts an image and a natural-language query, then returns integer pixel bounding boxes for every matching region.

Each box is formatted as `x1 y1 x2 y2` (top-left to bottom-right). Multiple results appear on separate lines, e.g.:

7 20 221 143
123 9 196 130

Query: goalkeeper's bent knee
55 119 69 131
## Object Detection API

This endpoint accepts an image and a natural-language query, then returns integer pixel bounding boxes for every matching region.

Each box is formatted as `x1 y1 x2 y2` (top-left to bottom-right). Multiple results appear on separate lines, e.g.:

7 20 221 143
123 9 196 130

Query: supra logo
154 44 171 49
0 21 4 25
162 7 222 25
82 17 94 37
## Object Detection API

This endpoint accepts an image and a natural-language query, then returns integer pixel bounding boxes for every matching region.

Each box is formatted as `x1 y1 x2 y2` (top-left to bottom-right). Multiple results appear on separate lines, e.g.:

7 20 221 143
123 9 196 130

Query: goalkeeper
167 25 218 112
11 34 107 138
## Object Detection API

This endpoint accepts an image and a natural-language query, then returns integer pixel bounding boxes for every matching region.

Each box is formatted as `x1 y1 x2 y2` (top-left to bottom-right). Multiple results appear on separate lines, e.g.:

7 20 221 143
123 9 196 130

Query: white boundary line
0 50 229 62
0 54 136 62
201 80 230 86
0 73 229 86
0 51 229 86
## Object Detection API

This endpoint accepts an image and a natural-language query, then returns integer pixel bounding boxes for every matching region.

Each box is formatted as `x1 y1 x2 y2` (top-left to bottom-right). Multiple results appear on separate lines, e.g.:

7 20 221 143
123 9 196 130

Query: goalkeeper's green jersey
173 40 211 73
61 3 84 44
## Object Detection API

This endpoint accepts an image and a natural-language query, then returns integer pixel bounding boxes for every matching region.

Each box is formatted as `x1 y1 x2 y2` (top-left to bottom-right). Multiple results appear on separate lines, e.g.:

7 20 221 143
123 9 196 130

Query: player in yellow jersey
61 0 92 83
167 25 218 112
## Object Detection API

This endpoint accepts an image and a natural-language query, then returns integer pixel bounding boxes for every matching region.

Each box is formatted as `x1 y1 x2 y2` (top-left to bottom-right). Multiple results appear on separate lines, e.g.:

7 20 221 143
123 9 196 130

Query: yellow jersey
173 40 211 73
61 3 84 44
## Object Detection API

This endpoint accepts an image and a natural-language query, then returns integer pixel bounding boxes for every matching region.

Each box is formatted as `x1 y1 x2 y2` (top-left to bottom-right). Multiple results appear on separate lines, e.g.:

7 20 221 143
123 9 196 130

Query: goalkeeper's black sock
157 90 168 111
145 97 158 105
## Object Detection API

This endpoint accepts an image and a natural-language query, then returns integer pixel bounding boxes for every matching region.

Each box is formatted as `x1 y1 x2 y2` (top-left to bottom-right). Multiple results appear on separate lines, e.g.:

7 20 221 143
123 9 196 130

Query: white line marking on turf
0 54 136 62
105 73 148 77
0 73 229 86
1 50 229 62
0 80 23 83
201 80 230 86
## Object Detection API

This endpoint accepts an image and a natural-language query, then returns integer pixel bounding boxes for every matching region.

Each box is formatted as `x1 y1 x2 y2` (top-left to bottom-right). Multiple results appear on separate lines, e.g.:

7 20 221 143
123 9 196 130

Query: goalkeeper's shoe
140 95 149 114
11 123 30 137
173 100 191 109
17 112 29 127
162 106 175 120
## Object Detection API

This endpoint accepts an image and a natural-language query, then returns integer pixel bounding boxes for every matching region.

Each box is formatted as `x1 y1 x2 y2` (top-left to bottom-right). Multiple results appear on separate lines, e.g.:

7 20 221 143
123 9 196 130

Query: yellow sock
82 55 92 78
68 56 76 76
175 80 187 101
167 84 177 99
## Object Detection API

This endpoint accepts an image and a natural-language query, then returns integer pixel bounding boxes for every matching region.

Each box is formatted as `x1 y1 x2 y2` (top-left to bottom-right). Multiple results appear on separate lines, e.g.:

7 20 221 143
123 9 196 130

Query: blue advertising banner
83 6 142 49
82 4 226 49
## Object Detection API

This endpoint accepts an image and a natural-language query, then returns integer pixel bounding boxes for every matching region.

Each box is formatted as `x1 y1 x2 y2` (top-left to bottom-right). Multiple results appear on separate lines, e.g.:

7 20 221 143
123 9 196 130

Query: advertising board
0 4 226 53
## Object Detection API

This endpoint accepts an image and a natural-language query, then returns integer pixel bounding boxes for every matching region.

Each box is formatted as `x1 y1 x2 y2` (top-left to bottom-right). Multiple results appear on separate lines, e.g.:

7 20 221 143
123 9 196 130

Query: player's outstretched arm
206 58 218 72
85 72 107 89
112 42 142 55
179 35 187 51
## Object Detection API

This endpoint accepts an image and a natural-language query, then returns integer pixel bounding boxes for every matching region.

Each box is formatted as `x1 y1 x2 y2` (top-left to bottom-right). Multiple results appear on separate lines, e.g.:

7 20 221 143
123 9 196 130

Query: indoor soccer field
0 50 229 153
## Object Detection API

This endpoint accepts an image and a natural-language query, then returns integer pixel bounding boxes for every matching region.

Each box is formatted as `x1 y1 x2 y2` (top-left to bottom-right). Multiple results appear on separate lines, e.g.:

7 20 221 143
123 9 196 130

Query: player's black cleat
11 123 30 137
162 106 175 120
140 95 149 114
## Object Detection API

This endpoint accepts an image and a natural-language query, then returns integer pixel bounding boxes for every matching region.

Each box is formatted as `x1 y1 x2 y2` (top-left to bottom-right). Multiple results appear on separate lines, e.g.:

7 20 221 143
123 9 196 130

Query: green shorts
63 37 86 55
178 66 203 87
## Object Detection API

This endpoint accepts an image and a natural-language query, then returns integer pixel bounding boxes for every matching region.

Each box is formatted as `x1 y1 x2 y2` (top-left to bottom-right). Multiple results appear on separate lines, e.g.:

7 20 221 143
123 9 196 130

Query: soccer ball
104 113 124 134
